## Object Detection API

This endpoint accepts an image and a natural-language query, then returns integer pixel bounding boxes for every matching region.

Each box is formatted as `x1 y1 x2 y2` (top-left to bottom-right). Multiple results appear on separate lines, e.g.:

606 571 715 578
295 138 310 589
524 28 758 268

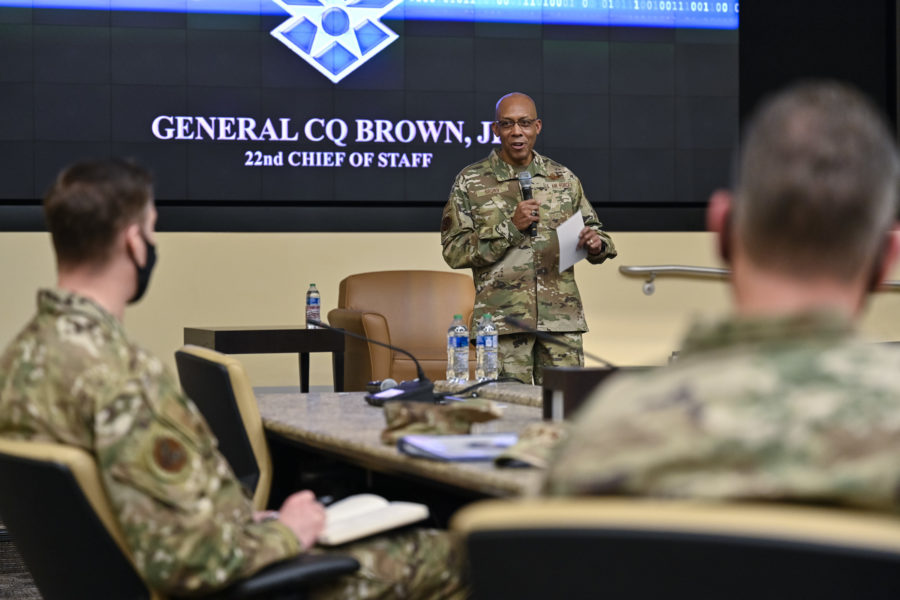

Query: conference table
256 385 546 517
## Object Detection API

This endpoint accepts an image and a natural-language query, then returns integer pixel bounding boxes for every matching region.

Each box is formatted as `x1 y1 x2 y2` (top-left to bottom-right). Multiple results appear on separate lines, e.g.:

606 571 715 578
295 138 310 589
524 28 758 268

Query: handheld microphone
502 315 617 370
518 171 536 238
307 318 436 404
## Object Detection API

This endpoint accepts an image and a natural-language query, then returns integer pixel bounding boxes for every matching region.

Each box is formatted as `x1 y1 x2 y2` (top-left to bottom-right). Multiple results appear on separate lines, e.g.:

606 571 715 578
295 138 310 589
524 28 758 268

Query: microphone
307 318 436 404
518 171 536 238
502 316 617 370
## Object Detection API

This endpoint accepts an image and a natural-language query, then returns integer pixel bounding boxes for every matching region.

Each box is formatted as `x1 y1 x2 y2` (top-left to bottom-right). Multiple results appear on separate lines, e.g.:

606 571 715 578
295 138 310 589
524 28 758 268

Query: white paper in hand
556 211 588 273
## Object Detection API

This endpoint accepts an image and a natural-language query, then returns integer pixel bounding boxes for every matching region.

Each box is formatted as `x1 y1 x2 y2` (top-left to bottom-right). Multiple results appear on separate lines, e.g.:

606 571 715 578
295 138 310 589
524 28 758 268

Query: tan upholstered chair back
328 270 476 391
0 411 359 598
0 438 162 600
452 498 900 599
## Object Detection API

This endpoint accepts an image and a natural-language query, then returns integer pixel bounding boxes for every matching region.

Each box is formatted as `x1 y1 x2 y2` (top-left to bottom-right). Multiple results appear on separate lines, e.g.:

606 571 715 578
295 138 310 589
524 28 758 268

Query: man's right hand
277 490 326 550
513 199 540 232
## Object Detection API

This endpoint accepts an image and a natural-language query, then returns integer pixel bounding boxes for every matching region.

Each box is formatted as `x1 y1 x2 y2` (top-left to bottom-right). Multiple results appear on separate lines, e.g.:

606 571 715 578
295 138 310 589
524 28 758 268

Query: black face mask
128 233 157 305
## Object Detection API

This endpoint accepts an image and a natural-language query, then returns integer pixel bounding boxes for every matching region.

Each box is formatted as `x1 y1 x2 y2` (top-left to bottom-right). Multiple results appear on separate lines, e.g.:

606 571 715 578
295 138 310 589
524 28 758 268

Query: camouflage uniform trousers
310 528 467 600
499 332 584 384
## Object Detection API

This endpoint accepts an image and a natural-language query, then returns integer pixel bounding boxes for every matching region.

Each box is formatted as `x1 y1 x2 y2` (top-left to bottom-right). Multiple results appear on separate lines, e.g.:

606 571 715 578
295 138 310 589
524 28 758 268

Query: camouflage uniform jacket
543 311 900 512
0 289 300 595
441 149 616 335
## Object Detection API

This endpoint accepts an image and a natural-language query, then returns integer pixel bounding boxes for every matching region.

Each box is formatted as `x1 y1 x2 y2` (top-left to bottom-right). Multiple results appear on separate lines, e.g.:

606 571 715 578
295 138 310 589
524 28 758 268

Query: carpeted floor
0 526 42 600
0 571 42 600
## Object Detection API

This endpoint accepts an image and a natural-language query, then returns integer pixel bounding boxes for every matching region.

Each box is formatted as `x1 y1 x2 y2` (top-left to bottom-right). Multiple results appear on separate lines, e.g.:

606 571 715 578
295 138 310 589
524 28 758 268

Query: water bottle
445 314 469 382
305 283 321 329
475 313 499 381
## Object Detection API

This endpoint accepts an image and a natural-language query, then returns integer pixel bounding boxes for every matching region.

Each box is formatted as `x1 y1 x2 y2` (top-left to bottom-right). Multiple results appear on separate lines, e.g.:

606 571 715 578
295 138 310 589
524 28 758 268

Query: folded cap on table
381 399 503 445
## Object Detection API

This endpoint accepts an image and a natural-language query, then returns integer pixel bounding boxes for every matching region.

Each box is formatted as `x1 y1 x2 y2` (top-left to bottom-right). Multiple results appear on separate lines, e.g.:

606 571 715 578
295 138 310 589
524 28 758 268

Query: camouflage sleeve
574 176 617 265
441 173 525 269
541 376 656 496
539 373 681 497
541 358 900 509
94 364 300 595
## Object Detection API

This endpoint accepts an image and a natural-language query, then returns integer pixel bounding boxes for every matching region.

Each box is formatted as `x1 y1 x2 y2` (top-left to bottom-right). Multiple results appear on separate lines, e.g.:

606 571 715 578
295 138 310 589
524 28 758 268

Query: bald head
492 92 542 167
495 92 537 121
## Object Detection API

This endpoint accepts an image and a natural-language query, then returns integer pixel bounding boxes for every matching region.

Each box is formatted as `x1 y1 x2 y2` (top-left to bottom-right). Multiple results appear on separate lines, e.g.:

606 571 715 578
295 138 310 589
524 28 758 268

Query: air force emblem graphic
271 0 402 84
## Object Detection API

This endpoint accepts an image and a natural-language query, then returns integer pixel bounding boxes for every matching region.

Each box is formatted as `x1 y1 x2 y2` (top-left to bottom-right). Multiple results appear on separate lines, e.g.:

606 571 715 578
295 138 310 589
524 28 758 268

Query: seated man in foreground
0 158 465 599
543 80 900 509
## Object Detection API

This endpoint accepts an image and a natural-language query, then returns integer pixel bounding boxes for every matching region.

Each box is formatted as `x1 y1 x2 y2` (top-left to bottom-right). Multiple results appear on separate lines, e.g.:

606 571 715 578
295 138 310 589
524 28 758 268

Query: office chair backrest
452 498 900 600
175 345 272 510
0 437 159 600
0 437 361 600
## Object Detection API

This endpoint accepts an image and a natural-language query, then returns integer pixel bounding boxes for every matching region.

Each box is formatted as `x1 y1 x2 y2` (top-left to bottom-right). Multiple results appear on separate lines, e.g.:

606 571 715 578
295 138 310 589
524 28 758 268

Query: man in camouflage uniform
441 92 617 384
543 81 900 511
0 159 466 599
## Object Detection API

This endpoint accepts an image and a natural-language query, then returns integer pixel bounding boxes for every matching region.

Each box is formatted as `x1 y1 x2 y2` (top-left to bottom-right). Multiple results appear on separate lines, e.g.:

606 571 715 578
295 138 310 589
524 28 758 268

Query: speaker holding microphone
518 171 537 237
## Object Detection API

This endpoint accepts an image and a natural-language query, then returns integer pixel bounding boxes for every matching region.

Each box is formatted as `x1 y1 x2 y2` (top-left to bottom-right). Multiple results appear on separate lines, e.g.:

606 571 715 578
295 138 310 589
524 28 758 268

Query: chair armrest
327 308 391 390
329 308 391 346
203 554 360 599
327 308 368 339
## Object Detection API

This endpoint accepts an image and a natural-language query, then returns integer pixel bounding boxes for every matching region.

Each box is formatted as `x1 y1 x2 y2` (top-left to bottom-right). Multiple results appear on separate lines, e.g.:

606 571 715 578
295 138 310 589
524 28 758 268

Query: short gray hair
734 81 900 281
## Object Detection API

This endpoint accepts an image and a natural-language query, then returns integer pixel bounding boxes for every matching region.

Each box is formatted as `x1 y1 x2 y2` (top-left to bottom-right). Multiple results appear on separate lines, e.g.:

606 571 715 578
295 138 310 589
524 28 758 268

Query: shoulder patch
153 435 188 474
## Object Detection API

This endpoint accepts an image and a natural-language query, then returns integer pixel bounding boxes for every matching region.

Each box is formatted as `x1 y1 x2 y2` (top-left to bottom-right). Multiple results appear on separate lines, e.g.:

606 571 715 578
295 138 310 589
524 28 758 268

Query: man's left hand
577 226 604 255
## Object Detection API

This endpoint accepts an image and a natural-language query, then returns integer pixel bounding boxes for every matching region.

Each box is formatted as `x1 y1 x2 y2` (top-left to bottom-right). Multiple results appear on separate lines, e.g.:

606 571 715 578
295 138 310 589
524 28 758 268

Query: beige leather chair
0 437 359 600
452 498 900 600
327 270 476 391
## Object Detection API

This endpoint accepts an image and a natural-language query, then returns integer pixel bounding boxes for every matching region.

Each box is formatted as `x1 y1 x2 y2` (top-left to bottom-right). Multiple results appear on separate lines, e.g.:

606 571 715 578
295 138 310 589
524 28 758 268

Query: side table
183 326 344 393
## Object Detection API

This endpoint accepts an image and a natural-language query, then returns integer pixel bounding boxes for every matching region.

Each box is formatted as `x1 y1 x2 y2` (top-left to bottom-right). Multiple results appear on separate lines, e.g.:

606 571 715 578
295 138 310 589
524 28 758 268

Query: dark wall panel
0 4 741 231
739 1 896 131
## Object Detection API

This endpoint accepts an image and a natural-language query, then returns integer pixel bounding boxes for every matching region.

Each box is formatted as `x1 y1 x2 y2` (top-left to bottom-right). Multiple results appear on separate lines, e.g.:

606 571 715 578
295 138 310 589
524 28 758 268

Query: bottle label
307 297 320 306
454 336 468 348
476 335 485 346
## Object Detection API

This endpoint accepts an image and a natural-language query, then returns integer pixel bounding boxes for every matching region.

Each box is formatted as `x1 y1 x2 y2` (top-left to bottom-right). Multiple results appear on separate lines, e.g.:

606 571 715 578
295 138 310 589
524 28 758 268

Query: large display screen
0 0 738 230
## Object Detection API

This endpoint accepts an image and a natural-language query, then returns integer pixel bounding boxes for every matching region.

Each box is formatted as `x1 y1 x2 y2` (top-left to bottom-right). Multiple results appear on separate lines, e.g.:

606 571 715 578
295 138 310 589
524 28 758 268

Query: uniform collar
37 288 125 335
680 310 855 357
489 148 550 182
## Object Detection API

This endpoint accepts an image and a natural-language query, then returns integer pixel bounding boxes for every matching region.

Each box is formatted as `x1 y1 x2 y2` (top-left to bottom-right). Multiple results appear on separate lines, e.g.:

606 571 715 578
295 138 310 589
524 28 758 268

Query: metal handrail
619 265 729 280
619 264 900 294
